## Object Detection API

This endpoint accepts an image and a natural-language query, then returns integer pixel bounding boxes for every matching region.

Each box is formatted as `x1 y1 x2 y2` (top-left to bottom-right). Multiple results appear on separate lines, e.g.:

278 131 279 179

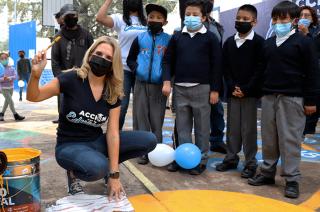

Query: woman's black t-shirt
57 71 121 142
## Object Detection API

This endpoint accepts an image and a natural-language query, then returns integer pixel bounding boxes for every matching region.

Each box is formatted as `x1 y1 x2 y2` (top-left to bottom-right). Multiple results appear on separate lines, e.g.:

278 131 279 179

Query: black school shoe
137 155 149 165
189 164 206 175
285 181 299 199
248 174 275 186
167 161 180 172
215 162 238 172
241 167 257 179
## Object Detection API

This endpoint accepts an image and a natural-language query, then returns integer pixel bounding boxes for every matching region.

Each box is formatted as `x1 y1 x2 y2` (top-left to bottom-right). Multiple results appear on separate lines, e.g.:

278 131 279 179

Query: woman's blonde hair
76 36 124 105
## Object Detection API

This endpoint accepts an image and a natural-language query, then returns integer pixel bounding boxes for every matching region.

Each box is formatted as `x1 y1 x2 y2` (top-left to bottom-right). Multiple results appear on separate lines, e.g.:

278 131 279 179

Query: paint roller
44 35 62 52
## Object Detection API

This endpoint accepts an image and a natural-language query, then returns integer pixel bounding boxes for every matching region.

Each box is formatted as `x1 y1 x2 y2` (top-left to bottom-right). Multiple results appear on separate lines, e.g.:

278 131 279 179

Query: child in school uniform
162 0 222 175
127 4 170 165
215 4 264 179
248 1 320 199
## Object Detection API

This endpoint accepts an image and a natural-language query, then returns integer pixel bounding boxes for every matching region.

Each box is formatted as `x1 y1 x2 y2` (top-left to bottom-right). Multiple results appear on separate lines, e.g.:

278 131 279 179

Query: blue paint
313 134 320 139
163 122 175 127
304 138 317 144
4 169 12 176
162 130 172 136
301 150 320 162
164 118 174 123
257 139 262 146
163 137 173 145
0 140 23 149
206 157 245 171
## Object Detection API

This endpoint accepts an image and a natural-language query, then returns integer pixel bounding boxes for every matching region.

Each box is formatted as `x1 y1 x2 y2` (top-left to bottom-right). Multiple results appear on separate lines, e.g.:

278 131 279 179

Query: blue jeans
19 72 30 99
210 100 225 144
119 70 136 130
55 131 157 182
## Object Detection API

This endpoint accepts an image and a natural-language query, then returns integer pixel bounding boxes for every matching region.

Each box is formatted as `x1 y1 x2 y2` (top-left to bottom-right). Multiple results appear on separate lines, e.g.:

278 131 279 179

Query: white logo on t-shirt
66 111 107 127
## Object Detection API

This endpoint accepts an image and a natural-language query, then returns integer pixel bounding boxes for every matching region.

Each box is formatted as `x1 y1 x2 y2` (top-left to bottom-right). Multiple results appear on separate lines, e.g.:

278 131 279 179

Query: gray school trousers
260 95 305 182
224 97 258 168
173 84 211 153
133 80 167 143
1 88 17 114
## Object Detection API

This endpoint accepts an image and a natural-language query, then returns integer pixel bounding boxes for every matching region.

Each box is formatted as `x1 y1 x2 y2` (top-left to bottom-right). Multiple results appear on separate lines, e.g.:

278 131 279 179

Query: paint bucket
0 148 41 212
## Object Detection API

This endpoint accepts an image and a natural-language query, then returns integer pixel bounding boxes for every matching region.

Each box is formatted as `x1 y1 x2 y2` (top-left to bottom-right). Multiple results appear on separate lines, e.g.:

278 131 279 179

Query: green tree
0 0 52 37
74 0 177 38
0 0 178 39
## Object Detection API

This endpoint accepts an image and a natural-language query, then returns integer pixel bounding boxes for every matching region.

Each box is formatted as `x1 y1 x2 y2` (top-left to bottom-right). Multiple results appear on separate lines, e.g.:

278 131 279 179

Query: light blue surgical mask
0 60 8 66
184 16 202 31
272 23 292 38
298 18 311 28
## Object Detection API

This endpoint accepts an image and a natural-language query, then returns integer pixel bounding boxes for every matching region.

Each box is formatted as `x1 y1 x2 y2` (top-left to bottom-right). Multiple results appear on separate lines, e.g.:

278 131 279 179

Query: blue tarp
9 21 36 90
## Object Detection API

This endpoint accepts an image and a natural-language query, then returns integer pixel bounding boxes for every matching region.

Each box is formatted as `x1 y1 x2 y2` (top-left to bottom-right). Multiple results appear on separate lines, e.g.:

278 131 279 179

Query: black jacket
51 25 94 77
17 58 31 77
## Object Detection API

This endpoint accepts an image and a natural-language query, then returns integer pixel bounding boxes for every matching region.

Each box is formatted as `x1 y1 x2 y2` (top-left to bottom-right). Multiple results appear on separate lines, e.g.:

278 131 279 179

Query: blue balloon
175 143 202 169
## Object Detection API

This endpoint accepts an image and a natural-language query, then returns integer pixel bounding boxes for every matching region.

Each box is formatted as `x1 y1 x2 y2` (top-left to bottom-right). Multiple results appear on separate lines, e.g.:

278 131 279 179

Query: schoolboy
162 0 222 175
127 4 170 165
248 1 320 199
215 4 264 179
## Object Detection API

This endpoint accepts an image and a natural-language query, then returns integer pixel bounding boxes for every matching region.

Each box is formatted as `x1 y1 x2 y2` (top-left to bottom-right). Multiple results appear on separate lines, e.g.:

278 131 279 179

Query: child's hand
233 86 244 98
304 106 316 115
298 24 309 35
210 91 219 104
162 81 171 97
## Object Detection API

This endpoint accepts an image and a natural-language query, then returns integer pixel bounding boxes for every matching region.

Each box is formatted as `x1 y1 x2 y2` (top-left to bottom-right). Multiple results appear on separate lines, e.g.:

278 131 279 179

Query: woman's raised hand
31 50 47 79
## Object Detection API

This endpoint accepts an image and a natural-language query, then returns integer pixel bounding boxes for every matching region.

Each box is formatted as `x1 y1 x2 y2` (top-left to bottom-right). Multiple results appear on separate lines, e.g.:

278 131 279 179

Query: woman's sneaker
67 171 84 195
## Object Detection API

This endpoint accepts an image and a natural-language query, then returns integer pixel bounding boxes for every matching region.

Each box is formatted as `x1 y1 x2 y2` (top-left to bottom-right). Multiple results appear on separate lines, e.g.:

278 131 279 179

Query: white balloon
148 144 175 167
18 80 25 87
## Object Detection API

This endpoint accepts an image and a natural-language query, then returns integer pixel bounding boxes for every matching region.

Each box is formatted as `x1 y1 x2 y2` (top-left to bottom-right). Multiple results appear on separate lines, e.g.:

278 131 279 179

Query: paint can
0 148 41 212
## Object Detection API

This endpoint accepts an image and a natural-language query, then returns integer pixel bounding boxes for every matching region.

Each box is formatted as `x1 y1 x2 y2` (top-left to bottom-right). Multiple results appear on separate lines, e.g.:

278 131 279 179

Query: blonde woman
27 36 157 199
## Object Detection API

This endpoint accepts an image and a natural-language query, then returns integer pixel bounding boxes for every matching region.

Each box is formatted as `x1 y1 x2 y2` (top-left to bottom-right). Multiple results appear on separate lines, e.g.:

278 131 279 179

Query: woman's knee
138 131 157 152
55 146 109 182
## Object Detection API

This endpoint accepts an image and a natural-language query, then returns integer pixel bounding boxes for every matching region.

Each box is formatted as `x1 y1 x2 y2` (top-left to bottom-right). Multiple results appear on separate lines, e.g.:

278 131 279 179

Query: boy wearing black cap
127 4 170 165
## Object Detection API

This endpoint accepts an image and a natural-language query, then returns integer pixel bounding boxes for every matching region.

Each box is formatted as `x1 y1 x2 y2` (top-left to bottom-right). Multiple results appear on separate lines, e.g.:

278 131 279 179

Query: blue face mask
0 60 8 66
272 23 292 38
184 16 202 31
298 18 311 28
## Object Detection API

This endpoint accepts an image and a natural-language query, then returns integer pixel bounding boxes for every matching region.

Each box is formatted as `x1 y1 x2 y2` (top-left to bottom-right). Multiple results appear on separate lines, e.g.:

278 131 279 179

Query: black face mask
127 0 140 12
89 55 113 77
235 21 252 34
19 54 24 58
148 21 163 34
64 16 78 28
